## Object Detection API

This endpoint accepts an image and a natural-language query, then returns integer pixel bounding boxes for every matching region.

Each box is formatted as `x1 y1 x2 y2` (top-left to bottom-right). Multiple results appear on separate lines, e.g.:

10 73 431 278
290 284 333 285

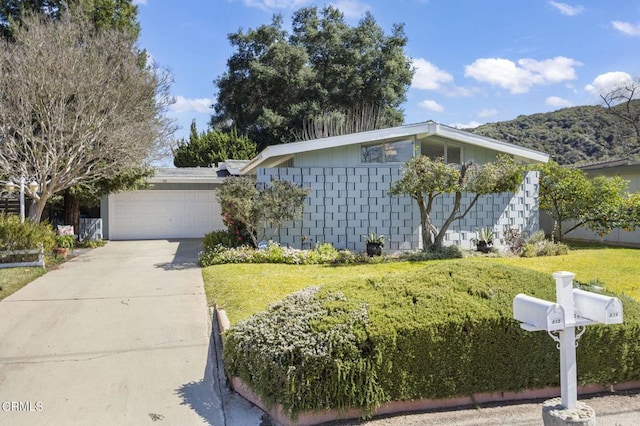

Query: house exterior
240 121 549 252
543 159 640 247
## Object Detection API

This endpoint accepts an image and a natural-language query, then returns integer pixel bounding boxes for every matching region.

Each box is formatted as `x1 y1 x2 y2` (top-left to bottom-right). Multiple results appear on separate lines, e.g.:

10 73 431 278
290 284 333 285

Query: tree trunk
417 195 436 250
64 190 81 234
28 198 47 222
434 191 463 247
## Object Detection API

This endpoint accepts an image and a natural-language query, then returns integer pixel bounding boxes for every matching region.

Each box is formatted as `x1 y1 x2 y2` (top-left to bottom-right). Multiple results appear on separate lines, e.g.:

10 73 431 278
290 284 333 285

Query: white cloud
546 96 573 107
584 71 633 96
133 0 147 5
241 0 310 10
170 96 213 114
464 56 581 94
411 58 453 90
330 0 370 18
477 108 498 118
449 121 483 129
548 1 584 16
418 100 444 112
612 21 640 36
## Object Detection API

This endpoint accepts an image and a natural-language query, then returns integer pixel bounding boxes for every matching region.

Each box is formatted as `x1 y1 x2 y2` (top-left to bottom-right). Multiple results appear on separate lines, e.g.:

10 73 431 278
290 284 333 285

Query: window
361 140 413 164
421 140 462 164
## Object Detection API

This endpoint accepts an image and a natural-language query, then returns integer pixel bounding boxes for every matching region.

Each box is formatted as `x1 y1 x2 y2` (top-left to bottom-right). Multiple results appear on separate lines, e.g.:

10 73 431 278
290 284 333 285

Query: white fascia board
434 124 549 163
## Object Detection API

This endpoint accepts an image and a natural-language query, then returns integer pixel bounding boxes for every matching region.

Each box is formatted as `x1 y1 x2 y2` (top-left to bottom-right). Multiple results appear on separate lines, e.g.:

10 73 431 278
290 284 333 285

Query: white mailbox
513 294 566 332
573 289 623 325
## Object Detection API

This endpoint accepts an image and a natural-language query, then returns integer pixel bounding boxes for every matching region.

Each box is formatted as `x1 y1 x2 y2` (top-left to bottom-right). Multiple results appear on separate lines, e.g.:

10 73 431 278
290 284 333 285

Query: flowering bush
223 286 380 416
199 241 371 266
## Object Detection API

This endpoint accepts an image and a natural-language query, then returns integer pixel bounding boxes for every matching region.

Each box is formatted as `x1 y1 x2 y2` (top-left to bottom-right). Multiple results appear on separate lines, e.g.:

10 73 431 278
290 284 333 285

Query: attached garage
102 168 227 240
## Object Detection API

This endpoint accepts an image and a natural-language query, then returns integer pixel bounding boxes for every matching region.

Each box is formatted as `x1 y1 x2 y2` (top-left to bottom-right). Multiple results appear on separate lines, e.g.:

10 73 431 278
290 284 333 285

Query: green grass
486 245 640 300
203 245 640 324
0 266 46 301
203 262 431 323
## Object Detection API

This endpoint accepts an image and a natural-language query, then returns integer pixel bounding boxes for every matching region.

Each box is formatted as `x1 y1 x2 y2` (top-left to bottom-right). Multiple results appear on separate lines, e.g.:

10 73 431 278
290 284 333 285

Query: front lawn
203 245 640 325
0 267 46 301
203 262 428 324
220 260 640 417
487 244 640 300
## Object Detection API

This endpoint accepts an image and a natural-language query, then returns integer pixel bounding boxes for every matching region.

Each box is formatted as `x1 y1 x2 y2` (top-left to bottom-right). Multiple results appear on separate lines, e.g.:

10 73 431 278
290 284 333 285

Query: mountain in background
469 100 640 165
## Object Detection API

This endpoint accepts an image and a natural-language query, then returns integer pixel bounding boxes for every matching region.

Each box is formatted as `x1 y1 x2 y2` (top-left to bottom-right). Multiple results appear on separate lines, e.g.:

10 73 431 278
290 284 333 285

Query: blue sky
133 0 639 144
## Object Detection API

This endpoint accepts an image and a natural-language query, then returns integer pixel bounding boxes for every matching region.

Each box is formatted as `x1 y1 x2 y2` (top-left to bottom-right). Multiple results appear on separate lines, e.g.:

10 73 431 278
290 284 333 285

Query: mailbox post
513 271 623 425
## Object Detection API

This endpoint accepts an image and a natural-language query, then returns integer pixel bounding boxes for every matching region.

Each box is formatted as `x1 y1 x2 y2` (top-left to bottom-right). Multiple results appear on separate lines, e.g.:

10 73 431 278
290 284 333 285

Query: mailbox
573 289 623 325
513 294 566 332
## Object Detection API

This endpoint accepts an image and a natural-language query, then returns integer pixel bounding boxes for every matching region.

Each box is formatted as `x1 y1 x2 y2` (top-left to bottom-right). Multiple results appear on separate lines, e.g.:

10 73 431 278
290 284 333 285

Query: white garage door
108 190 224 240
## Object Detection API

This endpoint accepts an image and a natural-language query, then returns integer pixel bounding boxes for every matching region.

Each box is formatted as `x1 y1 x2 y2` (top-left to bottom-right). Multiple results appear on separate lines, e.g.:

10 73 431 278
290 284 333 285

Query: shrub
199 242 362 266
503 226 527 255
76 239 106 249
399 244 463 261
55 235 75 249
223 261 640 417
521 231 569 257
0 215 56 262
203 230 241 250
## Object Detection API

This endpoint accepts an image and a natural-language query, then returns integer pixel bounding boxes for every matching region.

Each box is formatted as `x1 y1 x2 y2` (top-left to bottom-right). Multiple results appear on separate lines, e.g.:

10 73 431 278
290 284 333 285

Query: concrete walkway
0 240 263 426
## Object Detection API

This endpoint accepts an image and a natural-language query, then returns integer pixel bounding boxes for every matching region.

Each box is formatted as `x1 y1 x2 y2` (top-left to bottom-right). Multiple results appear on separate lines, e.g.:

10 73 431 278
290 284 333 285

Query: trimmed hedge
222 261 640 417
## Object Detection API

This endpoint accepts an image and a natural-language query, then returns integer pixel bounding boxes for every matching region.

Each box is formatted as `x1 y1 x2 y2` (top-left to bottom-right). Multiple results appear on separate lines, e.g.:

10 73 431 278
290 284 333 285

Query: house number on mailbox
513 271 624 410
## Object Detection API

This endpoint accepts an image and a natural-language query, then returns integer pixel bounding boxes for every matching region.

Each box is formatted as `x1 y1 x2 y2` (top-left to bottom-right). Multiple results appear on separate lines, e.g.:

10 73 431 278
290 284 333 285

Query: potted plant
474 227 494 253
54 235 75 259
365 232 385 257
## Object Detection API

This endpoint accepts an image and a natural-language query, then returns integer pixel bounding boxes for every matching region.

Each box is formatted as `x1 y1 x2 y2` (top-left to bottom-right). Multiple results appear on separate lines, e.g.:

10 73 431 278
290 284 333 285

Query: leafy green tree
621 193 640 232
390 155 523 249
173 121 257 167
212 5 413 150
538 161 629 241
1 0 139 39
217 177 309 247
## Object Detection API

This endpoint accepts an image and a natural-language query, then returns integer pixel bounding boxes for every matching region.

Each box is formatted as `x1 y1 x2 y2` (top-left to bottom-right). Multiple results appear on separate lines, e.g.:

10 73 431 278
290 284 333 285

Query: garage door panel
109 190 224 240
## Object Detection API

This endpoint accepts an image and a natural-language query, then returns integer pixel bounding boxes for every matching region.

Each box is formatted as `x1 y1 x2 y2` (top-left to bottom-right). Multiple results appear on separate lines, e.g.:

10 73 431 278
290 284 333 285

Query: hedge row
222 260 640 417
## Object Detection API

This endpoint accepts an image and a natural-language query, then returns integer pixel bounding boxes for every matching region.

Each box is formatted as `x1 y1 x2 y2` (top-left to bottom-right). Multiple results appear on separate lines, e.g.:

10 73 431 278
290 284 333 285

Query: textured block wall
257 168 540 253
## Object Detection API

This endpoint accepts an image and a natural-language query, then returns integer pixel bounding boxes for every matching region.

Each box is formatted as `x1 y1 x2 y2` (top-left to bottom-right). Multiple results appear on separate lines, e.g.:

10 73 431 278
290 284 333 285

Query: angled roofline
147 167 226 184
240 121 549 174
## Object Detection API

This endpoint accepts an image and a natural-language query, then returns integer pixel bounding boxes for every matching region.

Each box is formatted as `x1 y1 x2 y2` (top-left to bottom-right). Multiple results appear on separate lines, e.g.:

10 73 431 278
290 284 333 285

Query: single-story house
242 121 548 251
102 121 549 249
542 158 640 247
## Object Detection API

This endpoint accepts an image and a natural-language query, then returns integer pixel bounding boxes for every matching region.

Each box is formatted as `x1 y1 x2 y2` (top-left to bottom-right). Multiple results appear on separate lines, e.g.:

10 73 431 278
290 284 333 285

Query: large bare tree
0 12 173 221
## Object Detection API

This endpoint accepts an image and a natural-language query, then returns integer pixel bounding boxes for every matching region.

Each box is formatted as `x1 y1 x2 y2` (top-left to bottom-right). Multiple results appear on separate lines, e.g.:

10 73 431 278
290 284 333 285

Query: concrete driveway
0 240 249 425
